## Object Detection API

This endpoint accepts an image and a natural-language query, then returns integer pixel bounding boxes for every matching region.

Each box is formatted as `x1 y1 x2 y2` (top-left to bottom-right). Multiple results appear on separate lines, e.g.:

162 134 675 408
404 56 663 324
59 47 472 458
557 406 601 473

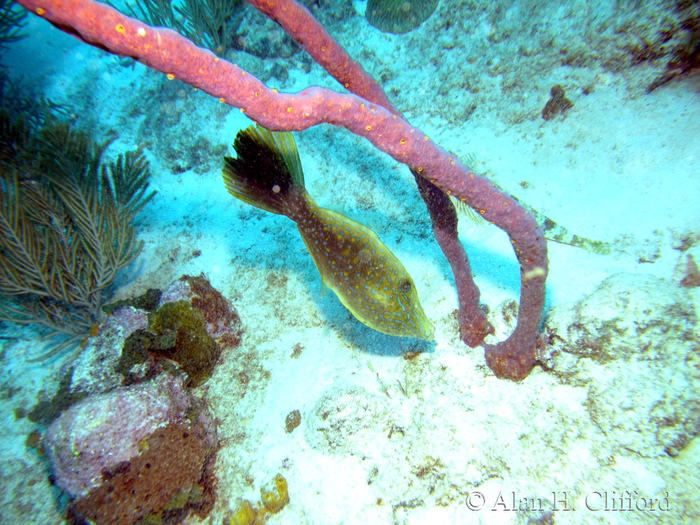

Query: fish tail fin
223 125 305 215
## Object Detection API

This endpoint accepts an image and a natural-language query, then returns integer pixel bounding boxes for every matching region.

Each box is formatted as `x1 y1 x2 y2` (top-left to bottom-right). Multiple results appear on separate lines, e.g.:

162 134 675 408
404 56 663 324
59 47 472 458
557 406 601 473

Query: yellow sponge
261 474 289 514
224 474 290 525
225 499 257 525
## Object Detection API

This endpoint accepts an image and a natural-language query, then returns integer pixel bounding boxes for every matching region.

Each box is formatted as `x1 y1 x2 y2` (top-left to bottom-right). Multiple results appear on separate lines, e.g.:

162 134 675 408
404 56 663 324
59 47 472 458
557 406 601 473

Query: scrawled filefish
223 125 434 340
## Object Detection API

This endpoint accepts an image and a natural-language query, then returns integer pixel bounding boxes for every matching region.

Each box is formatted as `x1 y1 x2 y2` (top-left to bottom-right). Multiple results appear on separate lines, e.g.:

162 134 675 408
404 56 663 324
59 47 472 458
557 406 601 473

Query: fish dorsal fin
248 125 305 188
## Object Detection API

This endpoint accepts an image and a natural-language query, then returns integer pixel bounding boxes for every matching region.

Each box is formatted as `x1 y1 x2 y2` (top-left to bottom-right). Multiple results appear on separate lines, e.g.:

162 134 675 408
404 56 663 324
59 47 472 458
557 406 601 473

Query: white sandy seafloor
1 0 699 524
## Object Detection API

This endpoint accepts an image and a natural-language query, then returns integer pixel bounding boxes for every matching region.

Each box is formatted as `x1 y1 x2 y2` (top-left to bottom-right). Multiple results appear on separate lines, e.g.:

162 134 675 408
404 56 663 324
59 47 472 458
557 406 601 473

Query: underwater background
1 0 699 523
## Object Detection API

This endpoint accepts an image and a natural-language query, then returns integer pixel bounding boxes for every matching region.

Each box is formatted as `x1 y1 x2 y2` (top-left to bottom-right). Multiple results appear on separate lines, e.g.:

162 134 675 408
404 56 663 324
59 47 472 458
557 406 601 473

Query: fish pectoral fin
319 276 331 297
298 225 333 297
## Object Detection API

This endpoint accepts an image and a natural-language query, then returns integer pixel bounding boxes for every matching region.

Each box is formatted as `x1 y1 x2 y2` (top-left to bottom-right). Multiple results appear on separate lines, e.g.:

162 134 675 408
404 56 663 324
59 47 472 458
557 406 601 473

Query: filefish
223 125 434 340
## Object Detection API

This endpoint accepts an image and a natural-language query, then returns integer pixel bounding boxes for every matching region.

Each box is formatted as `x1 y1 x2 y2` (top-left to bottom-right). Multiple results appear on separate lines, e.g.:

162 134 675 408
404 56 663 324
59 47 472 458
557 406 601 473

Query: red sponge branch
16 0 548 381
249 0 400 114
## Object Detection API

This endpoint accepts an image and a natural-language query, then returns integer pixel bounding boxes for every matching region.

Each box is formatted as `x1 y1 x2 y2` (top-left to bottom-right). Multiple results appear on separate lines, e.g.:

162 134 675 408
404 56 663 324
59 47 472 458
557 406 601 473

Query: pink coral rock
44 373 218 524
45 373 191 498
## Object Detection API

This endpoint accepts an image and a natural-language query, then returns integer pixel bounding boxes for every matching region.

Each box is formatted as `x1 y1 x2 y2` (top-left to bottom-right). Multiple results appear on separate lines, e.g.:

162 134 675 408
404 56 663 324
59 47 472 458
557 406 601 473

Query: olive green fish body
290 193 433 339
223 125 434 340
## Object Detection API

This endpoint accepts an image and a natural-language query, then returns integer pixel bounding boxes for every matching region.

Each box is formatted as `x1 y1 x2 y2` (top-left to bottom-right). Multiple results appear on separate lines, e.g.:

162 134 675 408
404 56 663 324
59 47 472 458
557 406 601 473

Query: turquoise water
1 0 699 523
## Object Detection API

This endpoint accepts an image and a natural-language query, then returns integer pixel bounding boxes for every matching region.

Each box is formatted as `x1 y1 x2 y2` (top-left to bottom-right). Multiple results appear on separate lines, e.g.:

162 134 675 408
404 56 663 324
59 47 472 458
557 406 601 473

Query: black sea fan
0 0 27 55
0 114 155 356
128 0 244 54
366 0 439 34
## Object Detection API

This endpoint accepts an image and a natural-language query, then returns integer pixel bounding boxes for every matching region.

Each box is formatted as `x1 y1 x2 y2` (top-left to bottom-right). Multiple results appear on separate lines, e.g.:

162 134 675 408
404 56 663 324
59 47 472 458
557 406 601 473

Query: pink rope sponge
16 0 549 381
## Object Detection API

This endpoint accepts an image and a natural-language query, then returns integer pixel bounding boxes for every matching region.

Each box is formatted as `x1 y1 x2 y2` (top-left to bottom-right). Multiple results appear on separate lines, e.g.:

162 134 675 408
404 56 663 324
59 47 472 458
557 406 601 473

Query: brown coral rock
542 84 574 120
285 410 301 433
69 421 217 525
680 254 700 288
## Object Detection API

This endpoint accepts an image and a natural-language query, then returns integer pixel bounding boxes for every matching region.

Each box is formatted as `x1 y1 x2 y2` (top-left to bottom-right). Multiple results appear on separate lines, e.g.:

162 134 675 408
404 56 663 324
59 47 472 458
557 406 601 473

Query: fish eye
399 279 412 293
